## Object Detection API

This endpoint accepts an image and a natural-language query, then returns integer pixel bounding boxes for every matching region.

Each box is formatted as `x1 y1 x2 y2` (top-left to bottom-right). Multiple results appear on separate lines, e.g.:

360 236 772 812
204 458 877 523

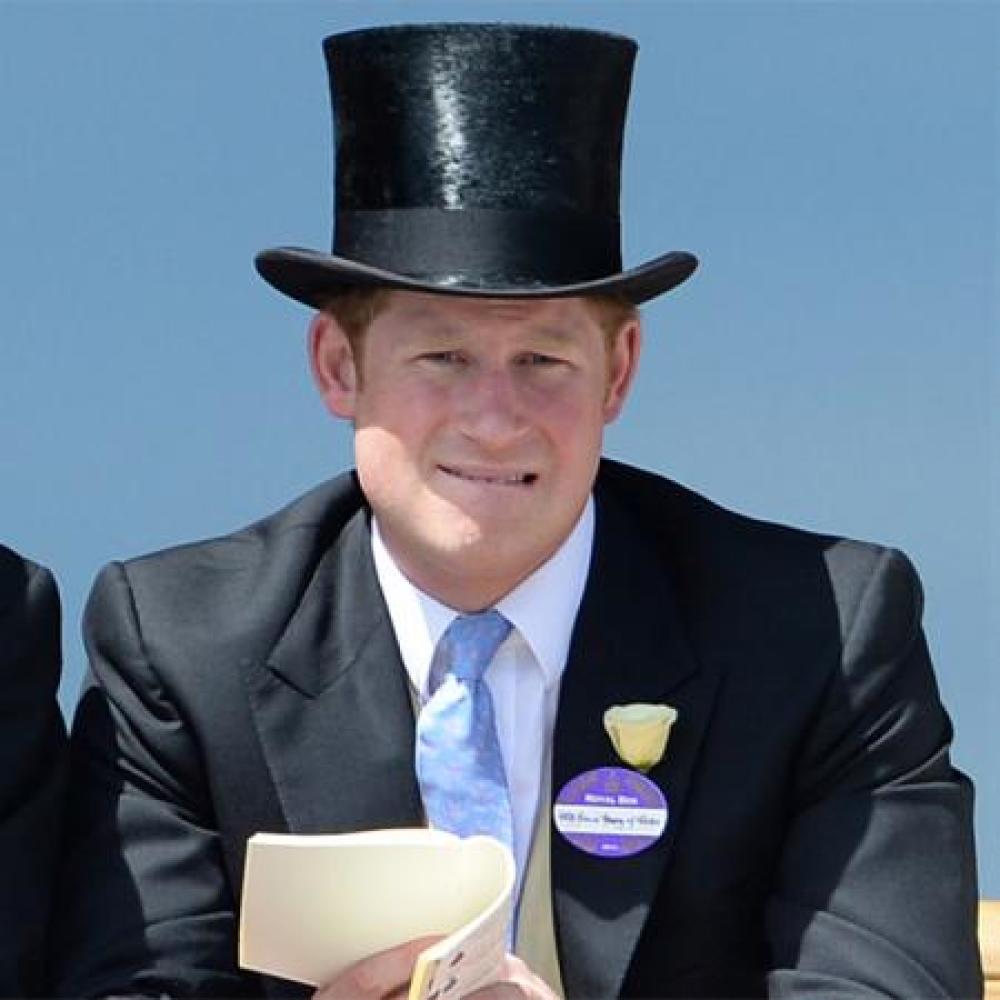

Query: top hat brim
254 247 698 309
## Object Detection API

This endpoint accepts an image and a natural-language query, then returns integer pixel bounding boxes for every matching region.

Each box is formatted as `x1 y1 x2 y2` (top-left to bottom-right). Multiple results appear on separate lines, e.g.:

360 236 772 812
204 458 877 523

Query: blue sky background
2 1 997 893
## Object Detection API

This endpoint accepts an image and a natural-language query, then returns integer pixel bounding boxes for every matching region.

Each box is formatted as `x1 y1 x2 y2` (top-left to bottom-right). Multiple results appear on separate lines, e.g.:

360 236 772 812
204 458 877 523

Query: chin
432 518 491 556
428 517 514 562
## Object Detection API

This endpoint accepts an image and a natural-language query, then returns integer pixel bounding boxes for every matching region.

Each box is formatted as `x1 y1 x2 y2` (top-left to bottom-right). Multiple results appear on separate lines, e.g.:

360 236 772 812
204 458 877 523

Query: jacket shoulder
113 471 360 571
0 545 61 695
596 458 920 641
84 473 366 652
0 544 58 614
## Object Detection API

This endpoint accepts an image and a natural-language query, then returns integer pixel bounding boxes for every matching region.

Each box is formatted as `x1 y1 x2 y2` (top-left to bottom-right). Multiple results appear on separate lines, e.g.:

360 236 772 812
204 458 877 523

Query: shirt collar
371 498 595 699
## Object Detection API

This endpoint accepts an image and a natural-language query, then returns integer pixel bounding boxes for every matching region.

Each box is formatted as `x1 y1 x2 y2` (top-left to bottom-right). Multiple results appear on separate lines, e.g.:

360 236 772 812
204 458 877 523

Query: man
0 544 66 996
52 24 981 999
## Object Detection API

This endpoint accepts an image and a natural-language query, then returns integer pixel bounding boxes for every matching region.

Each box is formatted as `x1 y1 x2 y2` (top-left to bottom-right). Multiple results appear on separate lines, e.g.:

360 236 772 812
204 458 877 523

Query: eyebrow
530 325 579 345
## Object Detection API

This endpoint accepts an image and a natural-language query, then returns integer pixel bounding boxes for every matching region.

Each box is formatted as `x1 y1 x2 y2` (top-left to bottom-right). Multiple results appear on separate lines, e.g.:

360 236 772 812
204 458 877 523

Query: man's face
311 291 640 610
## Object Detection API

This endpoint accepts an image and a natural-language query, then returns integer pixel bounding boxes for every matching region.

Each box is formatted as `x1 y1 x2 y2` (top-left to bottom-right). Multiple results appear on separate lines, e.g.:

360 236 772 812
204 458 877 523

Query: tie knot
436 610 512 684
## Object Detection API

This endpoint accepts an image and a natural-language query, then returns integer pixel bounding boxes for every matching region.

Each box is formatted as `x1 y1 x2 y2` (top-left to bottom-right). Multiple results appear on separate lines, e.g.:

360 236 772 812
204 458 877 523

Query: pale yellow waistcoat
514 759 565 997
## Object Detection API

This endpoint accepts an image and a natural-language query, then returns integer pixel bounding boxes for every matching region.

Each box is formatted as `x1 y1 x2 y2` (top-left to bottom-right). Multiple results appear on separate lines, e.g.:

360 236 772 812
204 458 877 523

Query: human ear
308 312 358 419
603 318 642 424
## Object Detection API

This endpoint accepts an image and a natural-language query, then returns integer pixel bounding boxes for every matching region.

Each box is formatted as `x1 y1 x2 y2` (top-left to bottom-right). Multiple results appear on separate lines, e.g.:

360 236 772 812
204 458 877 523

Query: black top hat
256 24 697 306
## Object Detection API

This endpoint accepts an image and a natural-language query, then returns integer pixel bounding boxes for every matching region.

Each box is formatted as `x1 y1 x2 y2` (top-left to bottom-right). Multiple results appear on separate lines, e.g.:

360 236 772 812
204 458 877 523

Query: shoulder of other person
0 543 57 610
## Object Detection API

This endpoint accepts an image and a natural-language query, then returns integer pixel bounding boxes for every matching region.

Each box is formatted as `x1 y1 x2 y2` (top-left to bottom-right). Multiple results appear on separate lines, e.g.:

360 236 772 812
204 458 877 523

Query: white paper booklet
239 828 515 1000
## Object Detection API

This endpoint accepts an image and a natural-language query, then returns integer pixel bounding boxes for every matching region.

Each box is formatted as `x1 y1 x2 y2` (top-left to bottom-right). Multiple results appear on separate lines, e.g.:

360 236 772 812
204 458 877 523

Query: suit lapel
552 486 721 999
244 509 423 834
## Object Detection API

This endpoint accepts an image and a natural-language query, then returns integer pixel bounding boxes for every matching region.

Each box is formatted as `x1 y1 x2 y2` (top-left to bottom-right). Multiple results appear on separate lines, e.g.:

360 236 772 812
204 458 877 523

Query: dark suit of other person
0 545 66 996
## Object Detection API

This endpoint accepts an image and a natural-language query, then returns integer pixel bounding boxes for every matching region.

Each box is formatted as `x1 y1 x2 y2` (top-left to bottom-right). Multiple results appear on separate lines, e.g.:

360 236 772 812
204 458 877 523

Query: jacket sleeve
0 555 66 997
764 548 982 998
50 561 263 999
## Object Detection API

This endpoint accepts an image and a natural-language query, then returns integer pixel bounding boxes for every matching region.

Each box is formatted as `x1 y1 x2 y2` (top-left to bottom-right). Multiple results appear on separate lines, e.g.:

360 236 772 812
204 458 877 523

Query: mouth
438 464 538 487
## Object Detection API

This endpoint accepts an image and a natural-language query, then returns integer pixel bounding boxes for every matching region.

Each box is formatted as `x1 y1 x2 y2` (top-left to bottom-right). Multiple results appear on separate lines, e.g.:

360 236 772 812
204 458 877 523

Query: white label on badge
553 804 667 837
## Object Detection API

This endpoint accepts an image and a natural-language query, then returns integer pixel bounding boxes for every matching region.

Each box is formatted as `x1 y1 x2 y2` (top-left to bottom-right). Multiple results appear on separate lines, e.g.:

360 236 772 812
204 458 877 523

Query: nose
455 367 528 448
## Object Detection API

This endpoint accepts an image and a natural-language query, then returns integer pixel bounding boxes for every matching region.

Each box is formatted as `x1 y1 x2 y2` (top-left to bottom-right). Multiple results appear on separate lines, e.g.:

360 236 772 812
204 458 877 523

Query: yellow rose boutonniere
603 703 678 772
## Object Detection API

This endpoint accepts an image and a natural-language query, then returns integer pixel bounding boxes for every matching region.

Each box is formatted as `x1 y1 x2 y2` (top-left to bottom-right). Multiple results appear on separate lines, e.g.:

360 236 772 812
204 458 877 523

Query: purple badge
553 766 668 858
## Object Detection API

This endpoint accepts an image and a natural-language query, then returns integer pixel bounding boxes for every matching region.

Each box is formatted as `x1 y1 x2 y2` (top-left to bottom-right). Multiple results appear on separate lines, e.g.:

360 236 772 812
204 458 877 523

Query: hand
465 953 560 1000
312 942 558 1000
312 936 440 1000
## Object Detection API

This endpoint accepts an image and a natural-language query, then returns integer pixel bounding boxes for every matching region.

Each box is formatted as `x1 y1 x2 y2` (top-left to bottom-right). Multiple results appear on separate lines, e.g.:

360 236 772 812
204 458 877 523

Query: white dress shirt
371 499 594 899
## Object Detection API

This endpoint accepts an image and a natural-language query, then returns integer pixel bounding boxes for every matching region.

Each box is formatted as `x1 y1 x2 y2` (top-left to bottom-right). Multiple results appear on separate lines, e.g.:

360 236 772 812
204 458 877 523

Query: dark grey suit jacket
0 545 66 996
51 461 982 998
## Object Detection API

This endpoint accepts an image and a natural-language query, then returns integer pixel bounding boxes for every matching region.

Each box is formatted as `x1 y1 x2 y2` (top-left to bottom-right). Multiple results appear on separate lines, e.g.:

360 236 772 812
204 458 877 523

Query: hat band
334 208 622 289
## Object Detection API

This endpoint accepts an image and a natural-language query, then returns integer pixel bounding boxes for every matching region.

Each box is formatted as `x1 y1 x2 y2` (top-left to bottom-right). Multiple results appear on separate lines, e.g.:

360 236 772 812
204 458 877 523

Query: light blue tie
415 611 514 851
